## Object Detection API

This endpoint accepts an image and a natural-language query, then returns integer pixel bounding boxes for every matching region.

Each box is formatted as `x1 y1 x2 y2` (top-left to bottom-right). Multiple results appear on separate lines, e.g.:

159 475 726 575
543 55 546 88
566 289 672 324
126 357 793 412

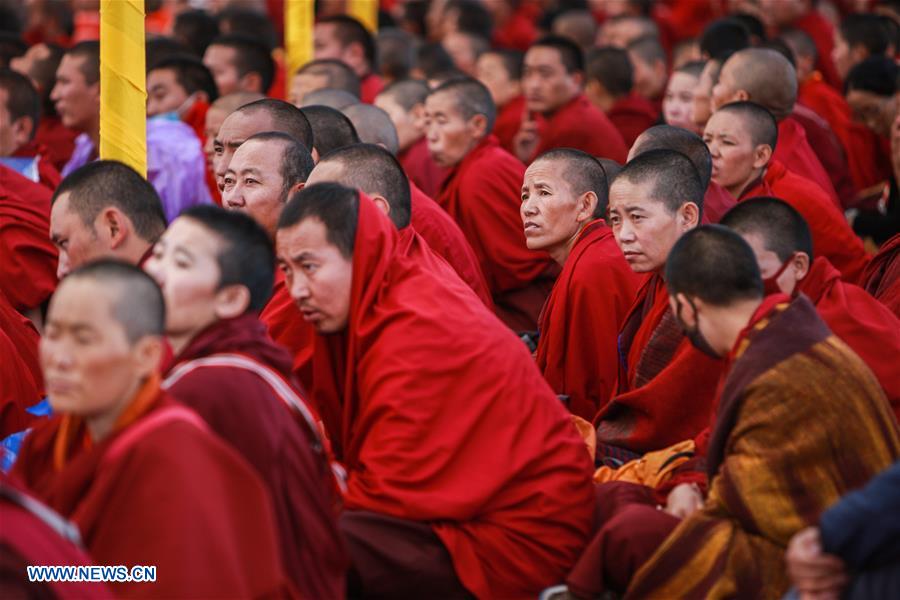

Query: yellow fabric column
285 0 314 78
99 0 146 176
347 0 378 32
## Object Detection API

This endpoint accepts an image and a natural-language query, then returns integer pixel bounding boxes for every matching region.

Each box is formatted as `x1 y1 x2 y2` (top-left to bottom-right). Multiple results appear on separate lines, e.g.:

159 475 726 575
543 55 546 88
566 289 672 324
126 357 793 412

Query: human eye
301 262 318 274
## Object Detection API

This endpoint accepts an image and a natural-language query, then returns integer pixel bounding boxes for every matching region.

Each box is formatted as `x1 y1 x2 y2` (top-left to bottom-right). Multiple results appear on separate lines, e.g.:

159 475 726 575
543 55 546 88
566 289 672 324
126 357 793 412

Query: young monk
474 49 526 154
521 148 640 420
721 197 900 419
305 143 492 307
13 260 291 598
595 149 724 459
627 225 900 598
514 36 627 164
426 77 558 331
275 183 594 598
703 101 869 282
662 60 704 135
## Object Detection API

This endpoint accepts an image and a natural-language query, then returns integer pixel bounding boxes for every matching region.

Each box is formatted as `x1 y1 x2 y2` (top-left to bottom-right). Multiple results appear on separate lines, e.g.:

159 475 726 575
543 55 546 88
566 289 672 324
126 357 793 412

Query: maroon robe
0 290 41 437
607 94 659 148
775 116 840 208
701 181 736 224
532 94 628 163
399 136 448 199
32 115 78 173
162 314 347 599
791 104 855 206
494 95 526 154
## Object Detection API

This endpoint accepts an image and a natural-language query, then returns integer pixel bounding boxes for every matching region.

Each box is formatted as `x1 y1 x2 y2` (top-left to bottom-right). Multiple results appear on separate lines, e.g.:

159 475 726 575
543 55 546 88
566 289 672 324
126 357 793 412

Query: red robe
594 274 725 455
12 141 62 191
32 115 79 173
701 181 736 224
437 135 558 330
798 257 900 419
162 315 346 599
359 73 384 104
0 164 58 312
398 136 448 199
532 94 628 163
607 94 659 149
491 6 538 51
13 382 292 598
792 10 842 89
740 160 869 283
861 233 900 318
260 269 315 388
315 195 595 598
536 220 642 420
494 95 526 154
409 182 493 307
776 116 840 207
0 313 40 437
791 105 855 207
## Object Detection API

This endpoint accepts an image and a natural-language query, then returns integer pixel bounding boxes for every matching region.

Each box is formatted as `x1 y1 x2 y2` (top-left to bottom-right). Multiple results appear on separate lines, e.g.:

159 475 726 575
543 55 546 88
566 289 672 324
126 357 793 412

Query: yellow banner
348 0 378 32
285 0 314 77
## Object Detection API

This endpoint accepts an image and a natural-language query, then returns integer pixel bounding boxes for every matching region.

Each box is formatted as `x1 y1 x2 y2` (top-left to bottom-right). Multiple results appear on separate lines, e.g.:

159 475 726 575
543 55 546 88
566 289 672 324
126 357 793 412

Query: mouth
523 221 540 234
224 201 244 210
46 378 77 396
300 307 322 323
622 250 642 260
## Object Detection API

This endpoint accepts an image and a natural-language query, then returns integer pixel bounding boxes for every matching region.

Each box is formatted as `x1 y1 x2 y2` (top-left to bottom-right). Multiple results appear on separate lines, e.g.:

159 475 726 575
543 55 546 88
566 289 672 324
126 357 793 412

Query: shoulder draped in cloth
861 233 900 318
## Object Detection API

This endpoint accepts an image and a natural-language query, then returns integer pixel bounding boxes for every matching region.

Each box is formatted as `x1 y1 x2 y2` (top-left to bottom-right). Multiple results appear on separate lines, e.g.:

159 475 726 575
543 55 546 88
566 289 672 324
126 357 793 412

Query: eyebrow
289 251 316 262
238 167 263 177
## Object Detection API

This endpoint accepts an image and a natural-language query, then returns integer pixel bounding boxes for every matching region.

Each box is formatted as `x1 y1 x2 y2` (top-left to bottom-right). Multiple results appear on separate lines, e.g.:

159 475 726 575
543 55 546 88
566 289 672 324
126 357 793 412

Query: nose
288 272 310 303
521 195 538 218
617 220 636 244
56 253 70 280
143 255 163 284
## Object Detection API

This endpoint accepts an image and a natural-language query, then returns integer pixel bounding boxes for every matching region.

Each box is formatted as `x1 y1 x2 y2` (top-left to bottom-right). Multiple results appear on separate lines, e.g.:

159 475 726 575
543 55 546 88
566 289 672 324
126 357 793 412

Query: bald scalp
299 105 360 156
428 77 497 134
715 101 779 149
342 104 400 155
614 149 704 215
630 125 712 188
720 196 813 262
210 91 266 114
720 48 797 120
296 58 361 98
379 78 430 112
299 88 360 110
533 148 610 218
235 98 315 149
317 143 411 229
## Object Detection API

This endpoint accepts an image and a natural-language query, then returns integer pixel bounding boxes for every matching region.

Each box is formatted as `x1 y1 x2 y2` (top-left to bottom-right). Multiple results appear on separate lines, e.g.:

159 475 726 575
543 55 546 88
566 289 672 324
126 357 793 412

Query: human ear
215 284 251 320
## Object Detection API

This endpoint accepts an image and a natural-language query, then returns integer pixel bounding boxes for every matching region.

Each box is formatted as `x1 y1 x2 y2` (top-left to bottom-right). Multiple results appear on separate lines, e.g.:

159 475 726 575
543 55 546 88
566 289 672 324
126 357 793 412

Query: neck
727 167 765 199
718 298 763 355
85 377 144 442
86 118 100 149
548 225 586 265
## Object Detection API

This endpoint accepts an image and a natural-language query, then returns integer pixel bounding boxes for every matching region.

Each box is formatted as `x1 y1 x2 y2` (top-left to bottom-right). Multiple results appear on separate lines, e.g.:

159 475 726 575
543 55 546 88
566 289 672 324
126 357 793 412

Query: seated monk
0 70 60 191
628 124 736 224
275 183 595 597
221 131 316 385
521 148 641 420
305 143 492 307
145 205 347 598
375 79 449 198
426 77 558 331
298 105 358 159
514 35 628 164
712 47 841 207
625 225 900 598
288 58 361 107
474 49 526 154
703 101 869 283
861 233 900 318
722 197 900 419
595 150 724 459
13 260 291 598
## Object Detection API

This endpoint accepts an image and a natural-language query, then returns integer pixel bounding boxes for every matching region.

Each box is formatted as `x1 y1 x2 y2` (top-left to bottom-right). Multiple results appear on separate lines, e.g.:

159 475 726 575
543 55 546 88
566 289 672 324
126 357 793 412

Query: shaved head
294 59 361 98
779 28 817 62
342 104 400 155
714 101 778 149
533 148 610 218
427 77 496 134
378 78 429 111
630 125 713 188
615 149 704 214
210 90 266 114
717 48 797 119
299 105 360 157
720 196 813 262
312 143 411 228
234 98 315 149
299 88 360 110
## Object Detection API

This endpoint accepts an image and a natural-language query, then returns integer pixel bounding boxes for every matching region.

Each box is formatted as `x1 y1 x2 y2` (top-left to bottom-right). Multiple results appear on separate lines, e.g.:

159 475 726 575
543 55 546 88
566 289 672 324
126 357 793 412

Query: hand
663 483 703 519
513 115 540 163
786 527 848 600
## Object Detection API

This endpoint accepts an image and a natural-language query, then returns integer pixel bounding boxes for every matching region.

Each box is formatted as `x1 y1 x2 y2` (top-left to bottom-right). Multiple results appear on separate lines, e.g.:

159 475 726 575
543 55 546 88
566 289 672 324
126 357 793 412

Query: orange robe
532 94 628 163
536 220 642 420
740 160 869 283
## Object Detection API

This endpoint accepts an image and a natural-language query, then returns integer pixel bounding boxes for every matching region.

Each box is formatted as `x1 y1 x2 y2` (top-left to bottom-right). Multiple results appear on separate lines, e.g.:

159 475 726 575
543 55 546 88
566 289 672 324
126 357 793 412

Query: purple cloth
61 118 211 222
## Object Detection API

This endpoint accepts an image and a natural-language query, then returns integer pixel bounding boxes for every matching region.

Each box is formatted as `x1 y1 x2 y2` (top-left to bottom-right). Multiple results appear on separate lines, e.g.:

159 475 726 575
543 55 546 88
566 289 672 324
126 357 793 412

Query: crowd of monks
1 0 900 598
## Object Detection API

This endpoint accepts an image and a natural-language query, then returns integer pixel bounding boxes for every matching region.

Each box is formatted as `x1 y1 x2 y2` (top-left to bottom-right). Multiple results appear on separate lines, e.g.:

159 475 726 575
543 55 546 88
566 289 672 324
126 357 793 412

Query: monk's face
50 193 106 279
213 109 275 187
276 218 353 333
703 111 768 197
146 67 192 118
424 90 484 167
375 94 423 152
710 60 742 113
222 139 289 238
41 278 153 426
203 44 243 97
692 61 718 129
608 178 695 273
51 53 99 133
739 230 808 296
522 46 582 114
476 52 521 109
521 159 594 262
144 218 224 346
663 71 701 134
288 72 330 107
204 106 227 171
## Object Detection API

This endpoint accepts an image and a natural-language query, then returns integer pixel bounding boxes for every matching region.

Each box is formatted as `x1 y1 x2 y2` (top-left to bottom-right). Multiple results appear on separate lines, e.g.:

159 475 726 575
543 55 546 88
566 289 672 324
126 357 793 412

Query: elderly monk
306 143 491 307
722 197 900 419
522 149 640 420
595 150 724 459
13 260 292 598
313 15 383 103
515 35 627 164
703 101 869 282
49 161 167 278
288 58 361 107
202 91 264 199
626 225 900 599
275 183 594 598
426 77 558 331
629 125 736 224
221 132 316 387
145 206 346 598
711 47 841 206
375 79 449 198
861 234 900 318
298 105 359 159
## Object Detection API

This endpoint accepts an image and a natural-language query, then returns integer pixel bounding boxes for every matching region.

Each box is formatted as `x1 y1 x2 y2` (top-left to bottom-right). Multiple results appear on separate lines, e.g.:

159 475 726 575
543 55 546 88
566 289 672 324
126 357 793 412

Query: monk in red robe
629 124 737 224
313 15 383 103
0 164 57 315
146 55 215 144
0 300 40 438
13 261 291 598
723 197 900 418
712 47 841 206
704 101 869 283
515 36 628 164
861 233 900 318
275 183 595 598
523 149 641 420
426 77 558 330
475 49 526 154
145 206 347 598
762 0 841 87
595 149 725 458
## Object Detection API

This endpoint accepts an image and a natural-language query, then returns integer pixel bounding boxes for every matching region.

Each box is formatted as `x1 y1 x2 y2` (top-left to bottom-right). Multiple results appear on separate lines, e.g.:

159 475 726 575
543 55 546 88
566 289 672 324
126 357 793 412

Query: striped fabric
627 297 900 599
